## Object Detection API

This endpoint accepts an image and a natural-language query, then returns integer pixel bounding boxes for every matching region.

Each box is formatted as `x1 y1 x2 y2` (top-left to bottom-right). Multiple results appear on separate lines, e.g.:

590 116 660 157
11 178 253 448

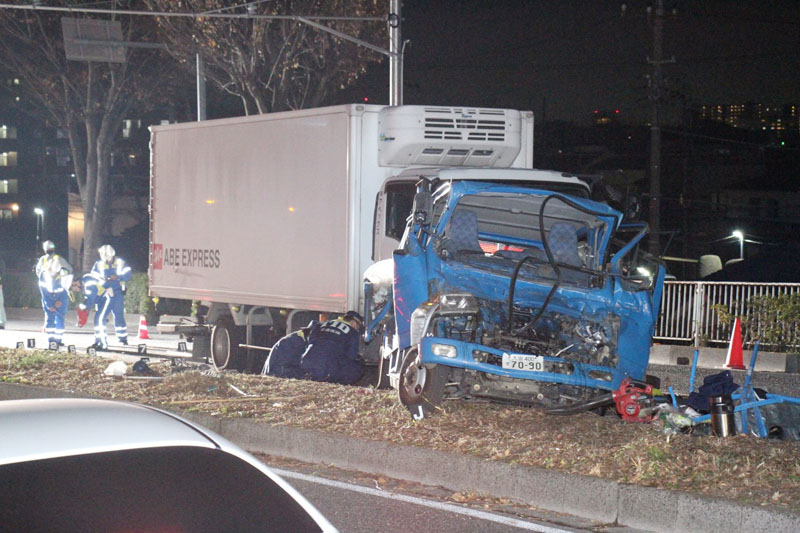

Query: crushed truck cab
366 179 665 418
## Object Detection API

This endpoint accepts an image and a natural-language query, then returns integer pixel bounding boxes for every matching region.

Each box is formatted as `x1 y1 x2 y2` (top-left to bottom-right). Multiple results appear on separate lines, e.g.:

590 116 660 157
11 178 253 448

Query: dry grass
2 348 799 512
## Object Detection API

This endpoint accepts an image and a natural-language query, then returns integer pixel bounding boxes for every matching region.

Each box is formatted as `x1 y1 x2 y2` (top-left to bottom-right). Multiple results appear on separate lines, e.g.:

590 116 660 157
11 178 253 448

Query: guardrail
655 281 800 348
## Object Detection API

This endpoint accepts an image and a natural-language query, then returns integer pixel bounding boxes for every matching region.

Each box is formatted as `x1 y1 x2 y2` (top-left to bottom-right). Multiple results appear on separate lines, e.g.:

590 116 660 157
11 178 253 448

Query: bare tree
0 2 175 271
147 0 385 115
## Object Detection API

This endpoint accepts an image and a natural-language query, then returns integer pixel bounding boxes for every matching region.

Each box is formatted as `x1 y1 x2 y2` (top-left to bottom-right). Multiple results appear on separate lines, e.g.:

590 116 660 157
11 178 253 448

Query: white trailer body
149 104 535 316
151 105 376 314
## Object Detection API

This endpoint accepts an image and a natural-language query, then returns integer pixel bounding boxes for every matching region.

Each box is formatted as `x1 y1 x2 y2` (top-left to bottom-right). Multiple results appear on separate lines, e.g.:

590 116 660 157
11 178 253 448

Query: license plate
501 353 544 371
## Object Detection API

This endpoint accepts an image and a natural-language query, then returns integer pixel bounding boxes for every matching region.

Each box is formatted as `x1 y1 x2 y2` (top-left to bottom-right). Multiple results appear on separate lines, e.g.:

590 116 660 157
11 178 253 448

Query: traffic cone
725 316 745 370
138 315 150 340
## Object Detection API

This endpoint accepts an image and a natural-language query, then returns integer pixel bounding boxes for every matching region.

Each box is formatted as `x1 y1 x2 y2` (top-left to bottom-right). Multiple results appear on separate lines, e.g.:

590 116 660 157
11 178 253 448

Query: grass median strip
1 347 798 512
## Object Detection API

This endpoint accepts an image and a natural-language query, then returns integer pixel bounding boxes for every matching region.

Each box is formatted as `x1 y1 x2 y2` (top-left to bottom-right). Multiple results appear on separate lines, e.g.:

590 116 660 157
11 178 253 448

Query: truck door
373 180 416 262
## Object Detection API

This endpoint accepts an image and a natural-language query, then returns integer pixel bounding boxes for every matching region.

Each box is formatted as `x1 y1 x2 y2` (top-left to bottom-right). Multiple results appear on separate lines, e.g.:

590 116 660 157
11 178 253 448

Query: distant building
0 78 21 228
697 103 799 138
0 76 63 267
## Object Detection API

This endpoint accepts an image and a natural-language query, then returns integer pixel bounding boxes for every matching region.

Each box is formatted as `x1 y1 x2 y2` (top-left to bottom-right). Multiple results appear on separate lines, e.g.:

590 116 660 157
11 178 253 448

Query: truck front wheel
210 318 243 371
398 348 447 420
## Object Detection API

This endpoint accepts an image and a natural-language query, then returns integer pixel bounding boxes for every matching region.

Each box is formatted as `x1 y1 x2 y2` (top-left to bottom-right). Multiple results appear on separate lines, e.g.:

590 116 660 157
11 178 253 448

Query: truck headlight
431 343 458 358
439 293 479 315
409 294 480 347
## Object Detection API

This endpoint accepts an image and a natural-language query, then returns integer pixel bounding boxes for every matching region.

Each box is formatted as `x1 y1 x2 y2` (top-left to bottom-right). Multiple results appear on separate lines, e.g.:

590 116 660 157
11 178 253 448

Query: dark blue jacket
300 319 363 384
264 326 313 379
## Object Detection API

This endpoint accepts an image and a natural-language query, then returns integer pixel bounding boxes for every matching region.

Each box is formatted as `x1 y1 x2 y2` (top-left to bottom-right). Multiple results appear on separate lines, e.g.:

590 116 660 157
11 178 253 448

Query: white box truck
149 103 592 371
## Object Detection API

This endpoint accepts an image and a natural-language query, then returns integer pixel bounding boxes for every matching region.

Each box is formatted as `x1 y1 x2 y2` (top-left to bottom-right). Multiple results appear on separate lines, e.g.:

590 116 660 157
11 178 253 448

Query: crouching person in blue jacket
300 311 364 385
262 321 318 379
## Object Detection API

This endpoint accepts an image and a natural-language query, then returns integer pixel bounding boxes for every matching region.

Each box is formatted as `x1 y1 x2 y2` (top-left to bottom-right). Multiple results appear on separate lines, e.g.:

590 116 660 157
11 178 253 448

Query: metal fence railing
655 281 800 348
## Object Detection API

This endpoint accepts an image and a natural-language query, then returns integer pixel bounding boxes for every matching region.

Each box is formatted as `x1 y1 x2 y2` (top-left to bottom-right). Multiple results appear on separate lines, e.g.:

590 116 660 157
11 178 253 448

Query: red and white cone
138 315 150 340
724 317 745 370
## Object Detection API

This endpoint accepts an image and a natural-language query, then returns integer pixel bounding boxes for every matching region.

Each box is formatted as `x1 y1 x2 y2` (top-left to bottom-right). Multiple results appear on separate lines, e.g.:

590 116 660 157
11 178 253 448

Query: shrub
124 272 191 317
3 272 42 308
714 293 800 352
124 272 153 315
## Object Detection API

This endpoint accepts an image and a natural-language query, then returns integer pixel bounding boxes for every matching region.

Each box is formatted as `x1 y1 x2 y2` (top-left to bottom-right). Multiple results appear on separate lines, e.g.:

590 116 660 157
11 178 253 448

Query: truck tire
210 318 243 371
398 347 447 420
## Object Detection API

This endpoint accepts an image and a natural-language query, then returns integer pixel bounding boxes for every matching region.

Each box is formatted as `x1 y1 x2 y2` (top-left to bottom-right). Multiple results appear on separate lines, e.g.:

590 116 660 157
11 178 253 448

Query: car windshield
0 446 323 532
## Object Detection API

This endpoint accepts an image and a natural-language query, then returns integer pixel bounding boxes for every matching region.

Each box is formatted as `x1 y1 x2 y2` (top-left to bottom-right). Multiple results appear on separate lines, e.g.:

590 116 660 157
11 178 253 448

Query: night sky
343 1 800 124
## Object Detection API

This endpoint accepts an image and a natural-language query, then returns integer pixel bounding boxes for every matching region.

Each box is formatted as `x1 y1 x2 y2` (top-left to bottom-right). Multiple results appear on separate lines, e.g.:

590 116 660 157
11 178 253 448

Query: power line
0 3 385 22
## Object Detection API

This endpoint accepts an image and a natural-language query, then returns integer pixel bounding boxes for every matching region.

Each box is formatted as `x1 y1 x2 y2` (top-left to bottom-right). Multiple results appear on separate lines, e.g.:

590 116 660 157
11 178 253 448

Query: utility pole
647 0 665 255
388 0 402 105
196 54 206 121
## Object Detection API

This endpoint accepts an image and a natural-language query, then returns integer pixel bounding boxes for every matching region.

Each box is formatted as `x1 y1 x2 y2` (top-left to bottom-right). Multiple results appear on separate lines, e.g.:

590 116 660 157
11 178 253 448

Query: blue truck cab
365 177 665 418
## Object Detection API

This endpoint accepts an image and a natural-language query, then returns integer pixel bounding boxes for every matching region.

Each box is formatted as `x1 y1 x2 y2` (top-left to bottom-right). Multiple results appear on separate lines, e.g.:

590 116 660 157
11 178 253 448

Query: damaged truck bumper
418 336 621 391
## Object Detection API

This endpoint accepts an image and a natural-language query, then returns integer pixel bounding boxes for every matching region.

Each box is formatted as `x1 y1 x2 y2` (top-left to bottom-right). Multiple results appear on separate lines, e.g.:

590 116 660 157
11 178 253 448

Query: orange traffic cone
138 315 150 340
725 316 745 370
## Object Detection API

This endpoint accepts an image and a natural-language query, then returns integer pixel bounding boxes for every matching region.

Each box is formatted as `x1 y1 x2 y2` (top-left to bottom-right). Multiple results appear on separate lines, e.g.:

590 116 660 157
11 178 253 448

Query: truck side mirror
412 190 433 226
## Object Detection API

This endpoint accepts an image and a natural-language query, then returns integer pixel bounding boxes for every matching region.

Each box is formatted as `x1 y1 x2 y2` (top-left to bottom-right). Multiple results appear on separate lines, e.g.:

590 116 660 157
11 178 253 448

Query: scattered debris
103 360 128 377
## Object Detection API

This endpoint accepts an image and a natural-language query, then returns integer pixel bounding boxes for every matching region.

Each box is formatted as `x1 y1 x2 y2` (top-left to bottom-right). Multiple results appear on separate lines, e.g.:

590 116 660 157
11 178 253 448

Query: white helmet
98 244 115 262
42 240 55 253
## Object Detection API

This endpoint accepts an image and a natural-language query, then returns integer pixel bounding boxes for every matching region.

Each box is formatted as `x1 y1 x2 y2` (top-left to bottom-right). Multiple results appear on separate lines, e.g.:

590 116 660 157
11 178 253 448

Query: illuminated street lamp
34 207 44 249
732 230 744 260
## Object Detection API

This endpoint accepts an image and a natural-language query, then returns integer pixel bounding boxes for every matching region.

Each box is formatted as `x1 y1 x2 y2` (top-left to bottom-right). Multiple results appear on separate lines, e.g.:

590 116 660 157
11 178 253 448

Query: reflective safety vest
35 254 73 293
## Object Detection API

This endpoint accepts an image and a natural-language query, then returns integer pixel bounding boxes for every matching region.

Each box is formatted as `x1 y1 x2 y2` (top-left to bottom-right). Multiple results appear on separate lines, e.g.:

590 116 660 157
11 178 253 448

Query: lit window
0 125 17 139
122 119 143 138
0 208 13 221
0 152 18 167
0 179 19 194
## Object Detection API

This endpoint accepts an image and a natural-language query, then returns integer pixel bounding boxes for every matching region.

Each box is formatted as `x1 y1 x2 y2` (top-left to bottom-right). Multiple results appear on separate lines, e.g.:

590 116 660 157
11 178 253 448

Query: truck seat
548 223 583 268
446 209 484 255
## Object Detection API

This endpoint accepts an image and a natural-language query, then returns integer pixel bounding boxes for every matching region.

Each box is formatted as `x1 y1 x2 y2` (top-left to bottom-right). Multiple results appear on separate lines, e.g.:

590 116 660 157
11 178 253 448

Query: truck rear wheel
210 318 243 371
398 348 447 420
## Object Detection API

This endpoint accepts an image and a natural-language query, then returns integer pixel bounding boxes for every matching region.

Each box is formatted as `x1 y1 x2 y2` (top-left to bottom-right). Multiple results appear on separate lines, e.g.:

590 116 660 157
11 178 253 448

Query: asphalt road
261 459 628 533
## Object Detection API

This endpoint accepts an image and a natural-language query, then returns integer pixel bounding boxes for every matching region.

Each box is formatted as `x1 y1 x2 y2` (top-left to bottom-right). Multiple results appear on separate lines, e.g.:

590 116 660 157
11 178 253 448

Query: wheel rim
400 353 427 402
211 326 231 369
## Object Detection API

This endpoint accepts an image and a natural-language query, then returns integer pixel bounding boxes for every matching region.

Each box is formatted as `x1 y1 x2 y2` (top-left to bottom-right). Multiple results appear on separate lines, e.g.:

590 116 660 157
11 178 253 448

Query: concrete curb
1 382 798 532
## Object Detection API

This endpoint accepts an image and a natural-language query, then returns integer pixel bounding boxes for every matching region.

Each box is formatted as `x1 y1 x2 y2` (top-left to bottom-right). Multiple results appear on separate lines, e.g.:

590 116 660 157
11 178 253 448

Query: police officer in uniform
262 320 318 379
89 245 132 349
299 311 364 385
35 241 73 346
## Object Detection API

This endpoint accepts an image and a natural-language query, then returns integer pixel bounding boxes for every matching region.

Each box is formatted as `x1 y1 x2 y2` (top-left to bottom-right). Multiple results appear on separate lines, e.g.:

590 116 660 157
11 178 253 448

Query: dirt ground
2 348 799 512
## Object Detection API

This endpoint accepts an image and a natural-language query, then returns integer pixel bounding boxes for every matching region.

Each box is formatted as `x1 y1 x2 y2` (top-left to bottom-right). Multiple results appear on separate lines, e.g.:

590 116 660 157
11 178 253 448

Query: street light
732 230 744 260
34 207 44 249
